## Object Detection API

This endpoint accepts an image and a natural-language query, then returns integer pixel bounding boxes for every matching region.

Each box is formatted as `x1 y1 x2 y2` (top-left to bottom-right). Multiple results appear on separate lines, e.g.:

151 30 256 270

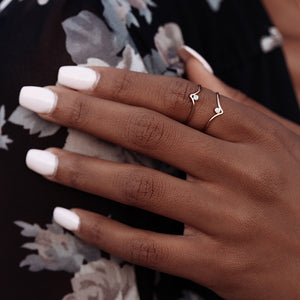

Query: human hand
20 65 300 300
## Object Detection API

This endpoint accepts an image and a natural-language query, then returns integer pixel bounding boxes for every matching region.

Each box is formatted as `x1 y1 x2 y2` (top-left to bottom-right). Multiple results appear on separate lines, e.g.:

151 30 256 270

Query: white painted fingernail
178 46 214 74
26 149 58 176
19 86 57 114
58 66 100 90
53 207 80 231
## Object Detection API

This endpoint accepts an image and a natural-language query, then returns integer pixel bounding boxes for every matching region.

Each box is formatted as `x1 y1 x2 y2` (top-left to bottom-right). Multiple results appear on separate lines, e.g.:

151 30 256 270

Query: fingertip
177 45 214 74
26 149 58 177
53 207 80 232
57 66 101 91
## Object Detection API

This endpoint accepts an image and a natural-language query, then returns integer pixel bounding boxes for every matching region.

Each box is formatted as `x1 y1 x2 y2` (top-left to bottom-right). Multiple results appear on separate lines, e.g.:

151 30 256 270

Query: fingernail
19 86 57 114
58 66 100 90
53 207 80 231
177 46 214 74
26 149 58 176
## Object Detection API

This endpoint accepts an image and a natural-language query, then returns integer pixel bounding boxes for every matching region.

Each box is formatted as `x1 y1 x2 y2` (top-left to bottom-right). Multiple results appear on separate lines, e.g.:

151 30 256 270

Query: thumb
177 46 300 135
177 45 248 101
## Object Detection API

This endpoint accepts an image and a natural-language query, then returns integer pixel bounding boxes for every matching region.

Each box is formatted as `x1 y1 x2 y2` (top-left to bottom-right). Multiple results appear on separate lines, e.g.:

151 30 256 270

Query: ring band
186 84 202 124
204 92 224 130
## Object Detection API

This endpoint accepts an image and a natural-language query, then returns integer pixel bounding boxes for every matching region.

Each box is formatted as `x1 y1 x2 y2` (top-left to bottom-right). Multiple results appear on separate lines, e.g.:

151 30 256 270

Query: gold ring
204 92 224 130
185 84 202 124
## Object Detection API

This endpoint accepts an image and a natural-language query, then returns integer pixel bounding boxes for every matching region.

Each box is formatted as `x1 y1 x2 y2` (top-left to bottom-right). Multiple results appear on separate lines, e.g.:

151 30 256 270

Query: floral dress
0 0 299 299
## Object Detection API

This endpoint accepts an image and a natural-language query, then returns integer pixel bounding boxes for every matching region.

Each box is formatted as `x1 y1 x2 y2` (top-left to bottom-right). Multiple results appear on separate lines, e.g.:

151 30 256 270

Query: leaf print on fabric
62 259 140 300
0 105 13 150
8 106 60 138
15 221 101 273
206 0 223 12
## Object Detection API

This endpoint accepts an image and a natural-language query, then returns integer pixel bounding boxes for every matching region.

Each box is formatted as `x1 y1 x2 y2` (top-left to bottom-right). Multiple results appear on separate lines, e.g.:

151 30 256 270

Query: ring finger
56 66 269 141
26 148 228 232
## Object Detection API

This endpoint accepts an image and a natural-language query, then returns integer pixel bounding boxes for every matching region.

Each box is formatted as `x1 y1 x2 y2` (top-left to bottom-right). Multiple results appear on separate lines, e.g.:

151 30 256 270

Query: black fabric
0 0 299 299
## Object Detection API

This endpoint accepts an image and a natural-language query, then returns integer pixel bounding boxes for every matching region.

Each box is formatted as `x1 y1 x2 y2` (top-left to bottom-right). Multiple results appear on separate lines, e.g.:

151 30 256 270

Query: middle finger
57 66 266 141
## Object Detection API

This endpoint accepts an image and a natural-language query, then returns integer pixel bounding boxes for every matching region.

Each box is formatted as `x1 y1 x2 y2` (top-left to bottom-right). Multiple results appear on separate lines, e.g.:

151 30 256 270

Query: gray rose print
15 221 101 273
63 259 140 300
0 105 13 150
61 10 185 170
15 220 140 299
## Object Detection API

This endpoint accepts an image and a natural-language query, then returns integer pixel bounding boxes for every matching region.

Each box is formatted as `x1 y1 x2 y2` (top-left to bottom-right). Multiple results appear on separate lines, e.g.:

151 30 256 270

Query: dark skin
262 0 300 104
21 64 300 300
21 2 300 299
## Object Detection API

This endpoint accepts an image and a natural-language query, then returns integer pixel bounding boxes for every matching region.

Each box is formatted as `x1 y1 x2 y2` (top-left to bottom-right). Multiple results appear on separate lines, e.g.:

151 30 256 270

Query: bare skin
262 0 300 104
20 63 300 300
20 2 300 299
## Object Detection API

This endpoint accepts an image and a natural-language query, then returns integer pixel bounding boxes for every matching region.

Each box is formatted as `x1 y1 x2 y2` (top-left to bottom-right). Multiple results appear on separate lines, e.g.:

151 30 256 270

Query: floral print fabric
0 0 299 299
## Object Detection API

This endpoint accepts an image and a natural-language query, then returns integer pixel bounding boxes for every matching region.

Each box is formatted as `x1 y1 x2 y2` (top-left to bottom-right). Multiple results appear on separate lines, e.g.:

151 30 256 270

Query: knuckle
125 110 167 150
127 238 168 268
111 70 132 100
215 244 252 281
245 156 286 202
162 79 193 121
68 95 89 128
119 170 164 208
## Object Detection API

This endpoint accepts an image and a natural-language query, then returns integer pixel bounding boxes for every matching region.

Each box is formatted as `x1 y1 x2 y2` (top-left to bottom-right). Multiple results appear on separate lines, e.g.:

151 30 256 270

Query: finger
20 86 234 178
53 206 216 285
178 45 300 136
26 148 227 231
54 66 271 141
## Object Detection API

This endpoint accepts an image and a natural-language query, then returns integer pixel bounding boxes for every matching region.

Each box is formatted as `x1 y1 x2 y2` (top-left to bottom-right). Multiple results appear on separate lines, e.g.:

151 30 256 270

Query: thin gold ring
204 92 224 131
185 84 202 124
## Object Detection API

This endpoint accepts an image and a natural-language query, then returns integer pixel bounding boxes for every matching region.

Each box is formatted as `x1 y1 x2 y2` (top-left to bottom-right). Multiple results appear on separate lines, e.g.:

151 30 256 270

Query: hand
20 65 300 300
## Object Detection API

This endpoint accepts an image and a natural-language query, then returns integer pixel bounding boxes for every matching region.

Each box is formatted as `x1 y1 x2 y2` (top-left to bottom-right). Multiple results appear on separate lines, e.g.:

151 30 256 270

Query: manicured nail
178 46 214 74
58 66 100 90
53 207 80 231
19 86 57 114
26 149 58 176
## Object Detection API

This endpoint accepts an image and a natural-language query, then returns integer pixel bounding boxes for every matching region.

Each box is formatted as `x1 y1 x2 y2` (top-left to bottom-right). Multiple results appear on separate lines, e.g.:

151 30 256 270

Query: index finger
57 66 274 142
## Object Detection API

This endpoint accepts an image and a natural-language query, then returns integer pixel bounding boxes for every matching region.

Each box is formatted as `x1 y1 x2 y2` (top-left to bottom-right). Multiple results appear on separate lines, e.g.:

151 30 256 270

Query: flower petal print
61 10 163 169
0 105 13 150
206 0 223 12
0 0 50 13
260 26 283 53
154 23 184 76
62 258 140 300
15 221 101 273
62 10 122 66
9 105 60 138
